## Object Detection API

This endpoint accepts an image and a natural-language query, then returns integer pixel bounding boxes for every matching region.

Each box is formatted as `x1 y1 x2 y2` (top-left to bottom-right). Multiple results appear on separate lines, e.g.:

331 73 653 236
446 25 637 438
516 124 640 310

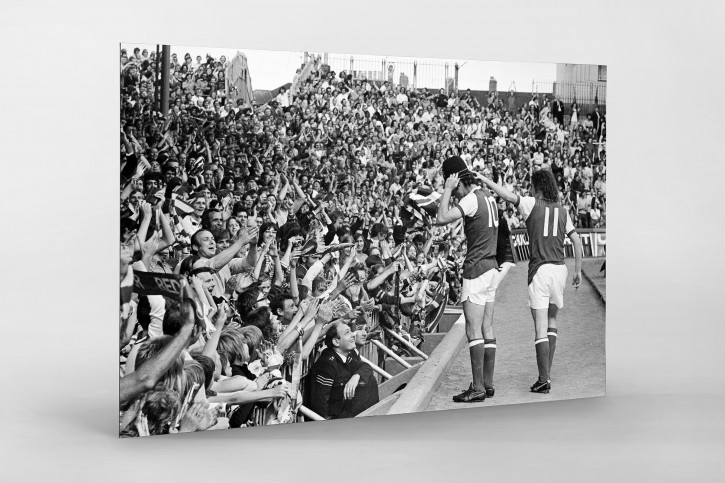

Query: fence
510 228 606 263
320 53 453 91
533 80 607 118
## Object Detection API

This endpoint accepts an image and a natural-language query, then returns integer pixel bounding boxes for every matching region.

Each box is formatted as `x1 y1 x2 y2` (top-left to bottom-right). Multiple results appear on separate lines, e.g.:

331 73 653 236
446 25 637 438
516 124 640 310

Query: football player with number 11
478 169 583 394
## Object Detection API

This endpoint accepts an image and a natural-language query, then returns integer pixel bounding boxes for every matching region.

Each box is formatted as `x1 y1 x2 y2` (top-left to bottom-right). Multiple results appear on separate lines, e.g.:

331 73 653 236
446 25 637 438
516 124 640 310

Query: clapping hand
236 225 259 246
303 297 321 322
267 240 278 257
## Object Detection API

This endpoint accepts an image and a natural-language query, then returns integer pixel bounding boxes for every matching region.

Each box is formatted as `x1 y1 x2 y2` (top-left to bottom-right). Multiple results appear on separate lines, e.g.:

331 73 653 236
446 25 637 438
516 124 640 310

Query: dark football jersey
517 196 576 285
455 186 499 279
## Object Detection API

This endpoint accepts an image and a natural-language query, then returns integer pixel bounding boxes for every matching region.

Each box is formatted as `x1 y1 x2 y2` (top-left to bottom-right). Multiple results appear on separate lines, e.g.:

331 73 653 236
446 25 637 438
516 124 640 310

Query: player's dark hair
458 174 477 188
531 169 560 203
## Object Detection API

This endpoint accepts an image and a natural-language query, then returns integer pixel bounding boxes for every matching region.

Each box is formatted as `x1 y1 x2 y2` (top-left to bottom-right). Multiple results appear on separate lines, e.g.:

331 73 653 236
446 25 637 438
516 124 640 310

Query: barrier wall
510 228 606 262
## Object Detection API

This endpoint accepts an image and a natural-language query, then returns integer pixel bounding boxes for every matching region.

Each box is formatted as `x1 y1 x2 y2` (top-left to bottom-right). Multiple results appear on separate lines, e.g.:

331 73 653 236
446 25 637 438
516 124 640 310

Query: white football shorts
528 264 568 310
461 268 498 305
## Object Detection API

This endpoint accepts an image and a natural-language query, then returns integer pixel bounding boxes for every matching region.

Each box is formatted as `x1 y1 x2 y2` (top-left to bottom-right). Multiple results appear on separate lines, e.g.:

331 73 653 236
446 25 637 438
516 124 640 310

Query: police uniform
307 347 378 419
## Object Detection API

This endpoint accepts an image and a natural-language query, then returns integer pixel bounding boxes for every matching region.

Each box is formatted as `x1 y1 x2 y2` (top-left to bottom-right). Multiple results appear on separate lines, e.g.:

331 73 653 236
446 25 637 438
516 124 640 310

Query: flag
163 193 194 246
171 195 195 217
401 186 441 230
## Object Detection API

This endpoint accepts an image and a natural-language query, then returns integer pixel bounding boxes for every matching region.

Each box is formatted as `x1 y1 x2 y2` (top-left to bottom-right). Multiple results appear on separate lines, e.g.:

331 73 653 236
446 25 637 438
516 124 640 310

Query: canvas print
119 43 606 436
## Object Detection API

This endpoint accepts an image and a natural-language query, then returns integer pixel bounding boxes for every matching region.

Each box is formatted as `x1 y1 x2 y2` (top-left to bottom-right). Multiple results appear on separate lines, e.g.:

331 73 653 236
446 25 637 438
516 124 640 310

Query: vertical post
382 58 386 83
413 61 417 88
445 62 449 93
323 52 328 65
154 45 160 111
350 56 354 77
395 266 401 323
160 45 170 117
454 63 459 94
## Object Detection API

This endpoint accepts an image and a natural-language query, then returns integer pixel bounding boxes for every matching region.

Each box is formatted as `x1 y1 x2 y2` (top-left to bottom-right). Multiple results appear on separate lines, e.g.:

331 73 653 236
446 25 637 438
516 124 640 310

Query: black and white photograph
4 1 725 480
118 44 606 436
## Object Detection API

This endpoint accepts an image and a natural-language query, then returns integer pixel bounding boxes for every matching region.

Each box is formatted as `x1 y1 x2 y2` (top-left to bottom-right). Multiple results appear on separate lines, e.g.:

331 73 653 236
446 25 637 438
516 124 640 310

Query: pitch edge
386 315 467 415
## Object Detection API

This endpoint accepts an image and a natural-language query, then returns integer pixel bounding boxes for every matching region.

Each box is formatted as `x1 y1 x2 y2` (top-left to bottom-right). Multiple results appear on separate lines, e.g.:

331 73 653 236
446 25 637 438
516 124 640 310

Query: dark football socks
468 339 486 391
547 328 558 374
483 339 497 390
535 338 550 382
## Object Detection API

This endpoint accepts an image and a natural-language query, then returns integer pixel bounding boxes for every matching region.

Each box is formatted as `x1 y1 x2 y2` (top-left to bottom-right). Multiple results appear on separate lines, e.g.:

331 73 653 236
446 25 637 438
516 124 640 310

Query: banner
133 270 185 298
510 228 606 263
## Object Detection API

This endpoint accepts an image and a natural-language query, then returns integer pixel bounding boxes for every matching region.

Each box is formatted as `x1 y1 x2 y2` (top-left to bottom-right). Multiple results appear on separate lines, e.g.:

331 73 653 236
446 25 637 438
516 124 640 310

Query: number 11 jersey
517 196 576 286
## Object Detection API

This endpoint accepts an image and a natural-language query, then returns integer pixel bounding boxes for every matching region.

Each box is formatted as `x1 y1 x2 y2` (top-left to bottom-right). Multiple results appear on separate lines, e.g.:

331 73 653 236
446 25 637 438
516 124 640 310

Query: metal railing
250 308 386 425
532 79 607 118
320 53 452 91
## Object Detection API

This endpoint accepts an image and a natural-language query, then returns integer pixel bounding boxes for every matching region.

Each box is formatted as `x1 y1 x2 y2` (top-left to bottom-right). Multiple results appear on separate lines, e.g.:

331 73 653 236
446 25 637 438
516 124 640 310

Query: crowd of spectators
118 46 606 436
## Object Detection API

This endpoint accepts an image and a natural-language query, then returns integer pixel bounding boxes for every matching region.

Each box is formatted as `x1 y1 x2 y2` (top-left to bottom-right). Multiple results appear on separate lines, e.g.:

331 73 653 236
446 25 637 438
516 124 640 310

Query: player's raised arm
435 173 463 226
476 173 519 205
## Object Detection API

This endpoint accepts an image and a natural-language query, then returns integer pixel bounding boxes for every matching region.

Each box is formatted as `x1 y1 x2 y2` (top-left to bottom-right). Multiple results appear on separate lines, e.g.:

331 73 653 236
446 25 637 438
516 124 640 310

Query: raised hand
134 158 150 178
360 299 376 312
289 248 302 268
215 301 229 327
340 273 356 290
236 225 259 246
179 402 215 432
140 201 153 219
303 297 320 320
267 240 278 257
444 172 459 191
316 302 334 324
269 384 289 399
344 308 361 320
